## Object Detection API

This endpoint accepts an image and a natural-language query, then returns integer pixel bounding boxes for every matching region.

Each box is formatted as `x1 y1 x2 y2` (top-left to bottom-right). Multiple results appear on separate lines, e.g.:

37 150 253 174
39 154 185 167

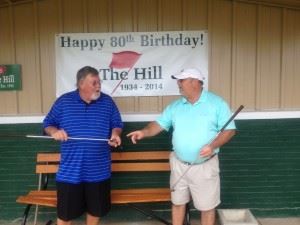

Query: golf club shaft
26 135 109 142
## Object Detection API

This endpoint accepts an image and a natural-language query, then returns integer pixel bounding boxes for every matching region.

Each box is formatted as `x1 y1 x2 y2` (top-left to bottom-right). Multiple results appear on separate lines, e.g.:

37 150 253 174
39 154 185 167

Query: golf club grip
219 105 244 133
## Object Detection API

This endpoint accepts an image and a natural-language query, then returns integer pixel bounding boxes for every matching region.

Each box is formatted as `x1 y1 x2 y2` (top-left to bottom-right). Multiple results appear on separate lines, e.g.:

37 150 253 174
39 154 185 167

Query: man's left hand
108 135 121 148
200 145 214 157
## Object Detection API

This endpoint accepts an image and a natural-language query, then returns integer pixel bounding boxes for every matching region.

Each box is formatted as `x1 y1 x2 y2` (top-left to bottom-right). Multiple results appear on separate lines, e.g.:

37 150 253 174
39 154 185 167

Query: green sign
0 64 22 91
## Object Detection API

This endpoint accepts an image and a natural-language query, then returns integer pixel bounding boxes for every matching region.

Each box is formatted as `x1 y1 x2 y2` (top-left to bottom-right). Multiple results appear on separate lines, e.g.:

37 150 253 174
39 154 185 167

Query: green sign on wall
0 64 22 91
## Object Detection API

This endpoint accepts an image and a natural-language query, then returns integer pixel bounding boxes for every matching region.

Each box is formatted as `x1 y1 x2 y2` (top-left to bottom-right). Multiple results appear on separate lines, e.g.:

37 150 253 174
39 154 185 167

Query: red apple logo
0 66 6 75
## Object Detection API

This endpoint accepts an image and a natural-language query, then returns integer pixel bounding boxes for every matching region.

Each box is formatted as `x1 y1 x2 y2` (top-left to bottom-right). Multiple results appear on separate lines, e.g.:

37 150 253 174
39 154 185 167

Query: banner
55 31 208 97
0 64 21 91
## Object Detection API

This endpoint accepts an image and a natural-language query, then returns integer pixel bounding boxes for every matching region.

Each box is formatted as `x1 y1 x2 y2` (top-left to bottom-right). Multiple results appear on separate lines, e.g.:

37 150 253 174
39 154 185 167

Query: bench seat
17 188 171 207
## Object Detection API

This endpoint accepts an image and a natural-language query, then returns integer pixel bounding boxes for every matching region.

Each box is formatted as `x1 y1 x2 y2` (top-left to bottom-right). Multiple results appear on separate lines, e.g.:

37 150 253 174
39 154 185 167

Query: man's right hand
126 130 145 144
50 129 68 141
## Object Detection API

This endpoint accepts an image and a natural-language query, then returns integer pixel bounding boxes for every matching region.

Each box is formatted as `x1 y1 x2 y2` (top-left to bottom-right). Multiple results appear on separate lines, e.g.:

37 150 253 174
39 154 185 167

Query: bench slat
36 162 170 173
37 153 60 162
111 189 170 203
17 188 171 206
36 164 59 173
28 190 56 197
112 151 170 160
36 151 171 174
37 151 170 163
112 162 170 171
17 195 56 207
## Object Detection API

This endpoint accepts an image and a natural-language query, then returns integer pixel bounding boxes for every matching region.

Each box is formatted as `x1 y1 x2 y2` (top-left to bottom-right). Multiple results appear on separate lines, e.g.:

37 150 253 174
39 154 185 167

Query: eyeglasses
90 80 102 87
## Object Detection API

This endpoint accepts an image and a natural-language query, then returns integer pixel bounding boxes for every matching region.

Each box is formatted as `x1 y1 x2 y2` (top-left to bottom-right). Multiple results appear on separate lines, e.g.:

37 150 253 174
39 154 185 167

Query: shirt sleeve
156 103 174 131
43 99 62 129
110 99 123 129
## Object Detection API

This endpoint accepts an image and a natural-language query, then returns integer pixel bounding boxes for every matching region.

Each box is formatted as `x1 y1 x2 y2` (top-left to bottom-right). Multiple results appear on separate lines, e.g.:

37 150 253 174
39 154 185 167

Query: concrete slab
1 217 300 225
217 209 259 225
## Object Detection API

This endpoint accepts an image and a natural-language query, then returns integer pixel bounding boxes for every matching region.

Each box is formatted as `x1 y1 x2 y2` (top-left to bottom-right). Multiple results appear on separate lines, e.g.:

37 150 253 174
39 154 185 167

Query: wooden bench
16 151 191 225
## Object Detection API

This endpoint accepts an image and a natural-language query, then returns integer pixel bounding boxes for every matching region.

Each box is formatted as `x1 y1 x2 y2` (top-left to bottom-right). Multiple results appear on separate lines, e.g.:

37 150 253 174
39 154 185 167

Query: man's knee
201 208 216 225
57 218 72 225
201 208 216 216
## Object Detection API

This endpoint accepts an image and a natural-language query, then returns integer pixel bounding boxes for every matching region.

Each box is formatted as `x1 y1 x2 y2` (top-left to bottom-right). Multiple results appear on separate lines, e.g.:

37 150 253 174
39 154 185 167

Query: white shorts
170 152 220 211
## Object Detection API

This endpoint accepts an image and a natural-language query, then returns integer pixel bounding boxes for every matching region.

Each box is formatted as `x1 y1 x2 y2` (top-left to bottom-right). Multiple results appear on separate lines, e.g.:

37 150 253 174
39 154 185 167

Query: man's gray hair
76 66 99 87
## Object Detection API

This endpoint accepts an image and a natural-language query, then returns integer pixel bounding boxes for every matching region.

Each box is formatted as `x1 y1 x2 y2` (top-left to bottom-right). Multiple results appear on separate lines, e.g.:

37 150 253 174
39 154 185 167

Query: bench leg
21 204 32 225
33 205 39 225
127 203 172 225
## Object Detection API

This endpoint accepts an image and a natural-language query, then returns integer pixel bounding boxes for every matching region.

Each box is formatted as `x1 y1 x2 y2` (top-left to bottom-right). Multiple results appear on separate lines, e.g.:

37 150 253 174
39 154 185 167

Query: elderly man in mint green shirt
157 89 235 164
127 68 236 225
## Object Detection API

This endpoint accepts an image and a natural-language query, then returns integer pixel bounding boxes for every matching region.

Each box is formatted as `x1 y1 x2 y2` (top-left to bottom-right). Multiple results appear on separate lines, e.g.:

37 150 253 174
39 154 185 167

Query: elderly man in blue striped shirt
43 66 123 225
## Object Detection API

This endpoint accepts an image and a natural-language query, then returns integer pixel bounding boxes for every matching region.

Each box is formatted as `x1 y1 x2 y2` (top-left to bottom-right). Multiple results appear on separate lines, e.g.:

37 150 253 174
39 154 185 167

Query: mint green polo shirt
156 90 236 164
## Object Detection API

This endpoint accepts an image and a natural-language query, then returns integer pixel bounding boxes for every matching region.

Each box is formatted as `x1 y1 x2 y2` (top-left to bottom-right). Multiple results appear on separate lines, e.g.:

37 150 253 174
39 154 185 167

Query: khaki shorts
170 152 220 211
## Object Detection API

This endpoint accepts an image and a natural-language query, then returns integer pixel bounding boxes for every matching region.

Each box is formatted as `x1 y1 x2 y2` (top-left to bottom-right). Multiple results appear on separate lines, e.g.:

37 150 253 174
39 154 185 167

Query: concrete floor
97 218 300 225
2 217 300 225
257 217 300 225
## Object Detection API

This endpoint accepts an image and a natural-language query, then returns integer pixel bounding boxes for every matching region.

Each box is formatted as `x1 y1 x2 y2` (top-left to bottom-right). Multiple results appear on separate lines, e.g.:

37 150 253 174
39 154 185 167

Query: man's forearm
112 128 122 137
142 121 163 138
209 129 236 149
44 126 59 136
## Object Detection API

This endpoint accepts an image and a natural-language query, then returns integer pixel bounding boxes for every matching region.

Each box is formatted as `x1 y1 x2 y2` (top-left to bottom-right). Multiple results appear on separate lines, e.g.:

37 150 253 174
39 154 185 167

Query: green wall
0 119 299 222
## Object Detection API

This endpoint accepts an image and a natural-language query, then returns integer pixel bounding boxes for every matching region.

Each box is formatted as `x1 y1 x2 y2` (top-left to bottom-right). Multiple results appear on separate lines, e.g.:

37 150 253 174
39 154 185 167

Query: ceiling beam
235 0 300 9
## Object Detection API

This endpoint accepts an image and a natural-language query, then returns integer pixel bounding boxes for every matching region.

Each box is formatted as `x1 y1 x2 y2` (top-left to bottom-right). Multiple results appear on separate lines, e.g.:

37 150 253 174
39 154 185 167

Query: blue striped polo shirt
156 90 236 164
43 90 123 184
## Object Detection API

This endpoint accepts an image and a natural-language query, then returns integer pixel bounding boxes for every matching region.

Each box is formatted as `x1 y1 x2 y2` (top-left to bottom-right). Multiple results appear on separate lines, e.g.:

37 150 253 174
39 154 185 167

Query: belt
175 153 216 166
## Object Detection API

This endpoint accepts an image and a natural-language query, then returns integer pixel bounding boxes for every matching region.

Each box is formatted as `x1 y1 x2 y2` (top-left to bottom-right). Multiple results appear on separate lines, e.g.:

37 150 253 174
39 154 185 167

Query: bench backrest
36 151 171 174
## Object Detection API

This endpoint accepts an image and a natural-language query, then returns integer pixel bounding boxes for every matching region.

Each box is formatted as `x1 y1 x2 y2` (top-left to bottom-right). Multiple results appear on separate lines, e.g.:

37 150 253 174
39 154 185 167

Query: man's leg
56 182 85 225
189 157 220 225
170 154 191 225
172 204 186 225
201 208 216 225
57 218 71 225
86 213 100 225
85 180 111 225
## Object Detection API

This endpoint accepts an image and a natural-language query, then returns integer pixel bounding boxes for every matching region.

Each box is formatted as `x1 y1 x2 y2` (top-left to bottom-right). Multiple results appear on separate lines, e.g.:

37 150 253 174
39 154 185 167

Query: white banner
55 31 208 97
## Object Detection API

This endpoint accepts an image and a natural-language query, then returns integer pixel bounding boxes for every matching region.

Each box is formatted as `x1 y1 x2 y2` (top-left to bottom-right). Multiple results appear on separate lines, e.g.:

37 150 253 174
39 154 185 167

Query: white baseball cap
171 68 205 81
